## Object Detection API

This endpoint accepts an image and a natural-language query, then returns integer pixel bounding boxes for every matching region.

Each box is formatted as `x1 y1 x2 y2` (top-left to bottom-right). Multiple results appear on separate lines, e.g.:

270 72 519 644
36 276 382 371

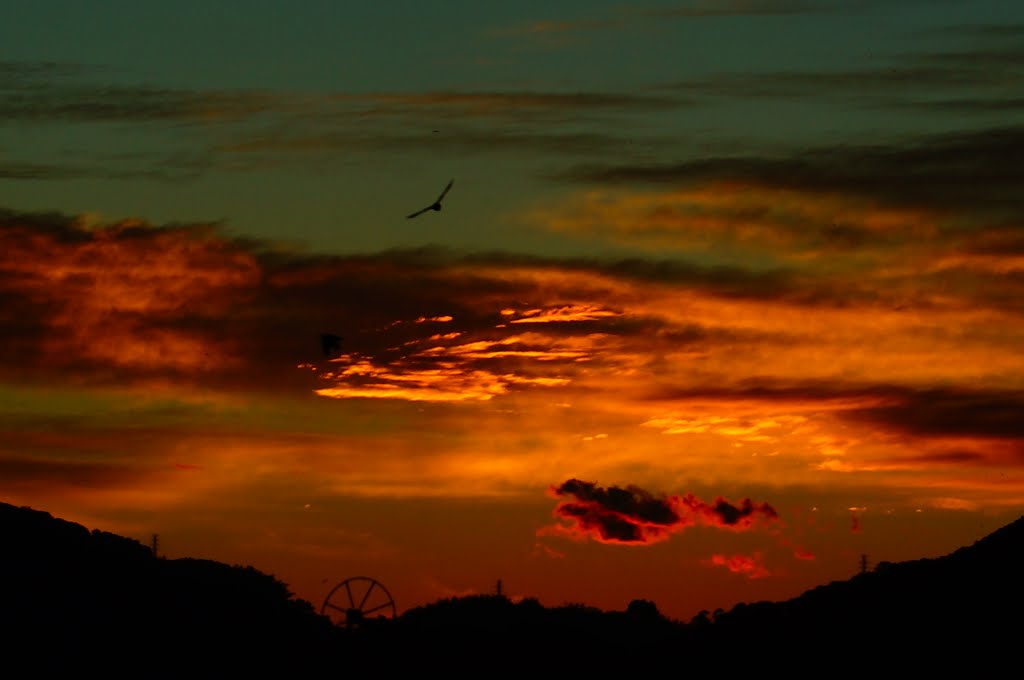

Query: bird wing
406 206 431 219
435 178 454 203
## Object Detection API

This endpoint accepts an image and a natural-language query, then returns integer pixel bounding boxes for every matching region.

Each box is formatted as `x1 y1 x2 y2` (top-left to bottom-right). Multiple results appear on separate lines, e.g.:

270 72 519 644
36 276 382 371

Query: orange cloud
311 307 610 402
528 182 940 262
0 212 259 379
4 207 1024 514
507 304 621 324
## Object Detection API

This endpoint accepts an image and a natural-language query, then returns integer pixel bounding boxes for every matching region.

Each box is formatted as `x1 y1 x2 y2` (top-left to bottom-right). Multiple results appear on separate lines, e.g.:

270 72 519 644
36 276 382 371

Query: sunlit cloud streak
540 479 778 545
4 204 1024 511
0 454 139 492
0 66 676 124
348 91 680 116
219 128 649 163
0 61 280 123
531 181 940 261
312 327 600 402
663 43 1024 105
842 388 1024 441
917 23 1024 40
5 206 1024 406
641 383 1024 466
558 126 1024 220
0 60 683 178
506 305 619 324
0 161 82 180
706 552 771 579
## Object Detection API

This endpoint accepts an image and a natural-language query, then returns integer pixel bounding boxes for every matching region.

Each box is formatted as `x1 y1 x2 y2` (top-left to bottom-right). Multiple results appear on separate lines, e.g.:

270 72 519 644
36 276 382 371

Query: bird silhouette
406 179 454 219
321 333 343 359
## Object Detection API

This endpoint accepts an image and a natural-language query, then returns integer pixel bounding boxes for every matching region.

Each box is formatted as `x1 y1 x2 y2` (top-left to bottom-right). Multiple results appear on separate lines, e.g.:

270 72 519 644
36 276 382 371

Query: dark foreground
1 501 1020 676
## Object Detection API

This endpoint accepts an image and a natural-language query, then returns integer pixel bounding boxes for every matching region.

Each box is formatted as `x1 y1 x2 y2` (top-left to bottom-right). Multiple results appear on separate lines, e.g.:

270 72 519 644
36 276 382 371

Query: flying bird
321 333 343 359
406 179 454 219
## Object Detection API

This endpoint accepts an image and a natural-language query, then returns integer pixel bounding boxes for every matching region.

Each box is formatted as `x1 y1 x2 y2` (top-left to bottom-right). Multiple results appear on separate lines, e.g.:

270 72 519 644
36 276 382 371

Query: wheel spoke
357 581 376 610
361 601 394 616
322 577 396 626
344 580 355 608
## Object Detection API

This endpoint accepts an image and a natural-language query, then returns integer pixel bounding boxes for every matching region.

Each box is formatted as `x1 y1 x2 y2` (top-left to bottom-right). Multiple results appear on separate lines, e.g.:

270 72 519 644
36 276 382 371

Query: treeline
2 501 1021 675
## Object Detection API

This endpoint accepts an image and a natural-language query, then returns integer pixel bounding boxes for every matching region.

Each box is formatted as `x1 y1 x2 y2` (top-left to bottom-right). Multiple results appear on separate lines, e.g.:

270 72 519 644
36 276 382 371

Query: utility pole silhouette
496 579 503 597
151 534 159 558
860 554 869 574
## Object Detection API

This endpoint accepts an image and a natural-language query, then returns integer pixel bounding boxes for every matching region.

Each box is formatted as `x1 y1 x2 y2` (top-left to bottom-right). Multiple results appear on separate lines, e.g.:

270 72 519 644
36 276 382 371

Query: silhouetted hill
2 501 1020 675
0 502 342 677
695 515 1024 669
371 593 683 672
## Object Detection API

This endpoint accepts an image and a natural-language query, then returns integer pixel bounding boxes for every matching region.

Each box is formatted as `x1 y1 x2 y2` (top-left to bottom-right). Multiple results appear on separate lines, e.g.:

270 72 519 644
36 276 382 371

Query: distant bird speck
406 179 454 219
321 333 343 359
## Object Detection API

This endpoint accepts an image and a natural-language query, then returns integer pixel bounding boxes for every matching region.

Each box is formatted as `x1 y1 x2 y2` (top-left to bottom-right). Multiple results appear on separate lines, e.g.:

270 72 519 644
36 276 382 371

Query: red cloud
793 547 816 561
540 478 779 545
706 552 771 579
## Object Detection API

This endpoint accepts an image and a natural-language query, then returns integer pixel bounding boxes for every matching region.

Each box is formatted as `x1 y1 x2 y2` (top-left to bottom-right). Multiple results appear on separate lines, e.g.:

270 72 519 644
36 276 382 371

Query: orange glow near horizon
2 204 1022 623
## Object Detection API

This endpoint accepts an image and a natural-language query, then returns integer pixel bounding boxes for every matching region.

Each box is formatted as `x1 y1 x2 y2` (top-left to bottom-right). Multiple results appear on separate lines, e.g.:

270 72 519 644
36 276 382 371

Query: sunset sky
2 0 1023 623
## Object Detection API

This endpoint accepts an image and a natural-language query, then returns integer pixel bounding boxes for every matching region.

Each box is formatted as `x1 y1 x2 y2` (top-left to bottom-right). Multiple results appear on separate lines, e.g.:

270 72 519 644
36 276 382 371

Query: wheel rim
320 576 396 628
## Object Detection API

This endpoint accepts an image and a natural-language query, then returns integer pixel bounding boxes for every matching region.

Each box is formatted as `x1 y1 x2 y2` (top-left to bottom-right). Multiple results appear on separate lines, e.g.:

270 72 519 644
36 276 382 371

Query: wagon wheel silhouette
320 576 397 628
